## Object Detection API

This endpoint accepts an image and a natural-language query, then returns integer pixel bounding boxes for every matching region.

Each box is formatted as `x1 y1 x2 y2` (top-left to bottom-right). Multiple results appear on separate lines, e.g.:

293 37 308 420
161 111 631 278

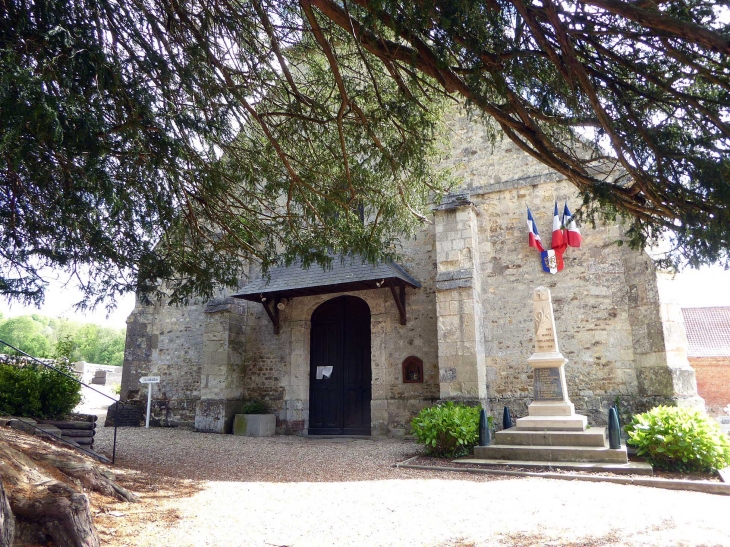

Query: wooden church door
308 296 371 435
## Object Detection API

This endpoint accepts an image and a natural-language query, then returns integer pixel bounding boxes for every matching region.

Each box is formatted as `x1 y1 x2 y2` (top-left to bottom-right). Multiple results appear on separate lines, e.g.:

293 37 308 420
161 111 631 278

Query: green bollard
479 408 491 446
503 406 513 429
613 402 622 433
608 406 621 449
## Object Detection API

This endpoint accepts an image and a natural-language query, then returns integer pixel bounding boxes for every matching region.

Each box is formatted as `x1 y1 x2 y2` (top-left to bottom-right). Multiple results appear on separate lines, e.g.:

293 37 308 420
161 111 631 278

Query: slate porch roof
682 307 730 358
231 255 421 302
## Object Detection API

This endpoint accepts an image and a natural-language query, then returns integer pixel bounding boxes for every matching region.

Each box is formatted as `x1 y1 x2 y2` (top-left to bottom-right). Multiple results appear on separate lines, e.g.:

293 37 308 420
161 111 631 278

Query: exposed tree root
0 427 137 547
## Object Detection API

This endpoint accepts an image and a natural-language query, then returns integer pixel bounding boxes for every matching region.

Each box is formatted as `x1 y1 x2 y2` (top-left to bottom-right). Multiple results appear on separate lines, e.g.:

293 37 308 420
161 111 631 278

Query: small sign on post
139 376 161 428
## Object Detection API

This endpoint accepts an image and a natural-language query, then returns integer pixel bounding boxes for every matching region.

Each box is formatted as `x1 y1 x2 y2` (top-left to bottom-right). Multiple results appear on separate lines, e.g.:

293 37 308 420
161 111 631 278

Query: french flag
527 207 544 252
540 248 564 274
552 201 566 254
563 202 582 248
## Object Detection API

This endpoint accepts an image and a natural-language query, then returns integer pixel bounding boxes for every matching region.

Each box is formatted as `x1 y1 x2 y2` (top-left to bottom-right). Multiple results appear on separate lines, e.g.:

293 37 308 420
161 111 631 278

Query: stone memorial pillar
515 287 587 431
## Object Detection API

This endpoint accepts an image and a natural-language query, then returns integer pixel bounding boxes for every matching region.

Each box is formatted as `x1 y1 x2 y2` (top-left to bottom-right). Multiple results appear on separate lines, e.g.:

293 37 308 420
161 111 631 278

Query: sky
661 265 730 308
0 279 136 330
0 264 728 330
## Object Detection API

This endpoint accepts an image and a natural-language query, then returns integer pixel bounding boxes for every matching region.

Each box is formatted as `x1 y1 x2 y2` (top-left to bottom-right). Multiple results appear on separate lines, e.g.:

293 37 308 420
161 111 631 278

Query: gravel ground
90 421 730 547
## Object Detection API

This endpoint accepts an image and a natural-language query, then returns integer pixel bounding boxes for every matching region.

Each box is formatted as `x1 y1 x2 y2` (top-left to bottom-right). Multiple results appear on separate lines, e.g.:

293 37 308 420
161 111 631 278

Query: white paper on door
316 366 333 379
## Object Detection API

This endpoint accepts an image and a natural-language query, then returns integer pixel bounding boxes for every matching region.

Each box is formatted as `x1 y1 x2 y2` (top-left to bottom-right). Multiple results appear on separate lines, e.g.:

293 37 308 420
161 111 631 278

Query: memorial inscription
534 367 563 401
535 322 556 353
532 287 559 354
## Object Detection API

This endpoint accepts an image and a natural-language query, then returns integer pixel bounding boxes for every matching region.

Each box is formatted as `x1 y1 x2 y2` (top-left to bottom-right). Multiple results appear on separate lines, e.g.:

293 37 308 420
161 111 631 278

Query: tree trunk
10 482 99 547
0 431 137 546
0 481 14 547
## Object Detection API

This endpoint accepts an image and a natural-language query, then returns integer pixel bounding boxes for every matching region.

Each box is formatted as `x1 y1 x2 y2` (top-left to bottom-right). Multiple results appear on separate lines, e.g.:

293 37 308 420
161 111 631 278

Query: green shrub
0 360 82 419
411 402 490 458
626 405 730 472
241 400 270 414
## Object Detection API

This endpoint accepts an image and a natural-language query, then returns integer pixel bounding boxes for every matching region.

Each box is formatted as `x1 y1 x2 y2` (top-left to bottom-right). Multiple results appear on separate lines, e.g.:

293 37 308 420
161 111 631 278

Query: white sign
140 376 160 428
140 376 160 384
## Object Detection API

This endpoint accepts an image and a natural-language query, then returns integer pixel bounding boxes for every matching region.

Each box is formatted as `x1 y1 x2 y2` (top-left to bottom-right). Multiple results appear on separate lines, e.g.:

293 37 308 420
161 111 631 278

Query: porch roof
231 255 421 302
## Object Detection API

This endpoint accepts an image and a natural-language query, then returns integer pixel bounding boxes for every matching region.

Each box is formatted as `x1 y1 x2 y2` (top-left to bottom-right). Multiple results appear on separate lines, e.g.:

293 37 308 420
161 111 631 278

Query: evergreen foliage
1 1 728 306
241 400 271 415
411 402 488 458
626 406 730 473
0 359 82 419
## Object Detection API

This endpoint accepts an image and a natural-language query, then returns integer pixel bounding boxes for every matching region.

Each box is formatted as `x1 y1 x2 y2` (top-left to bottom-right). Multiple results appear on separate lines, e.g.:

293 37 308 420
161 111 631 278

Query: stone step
495 427 607 447
473 444 628 464
34 424 63 440
37 420 96 430
8 418 37 434
65 436 94 446
455 458 652 475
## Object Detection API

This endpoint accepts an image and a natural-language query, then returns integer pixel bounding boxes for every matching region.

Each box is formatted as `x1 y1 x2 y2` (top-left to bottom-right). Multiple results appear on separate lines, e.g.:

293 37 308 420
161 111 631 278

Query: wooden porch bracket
260 298 280 335
388 279 407 325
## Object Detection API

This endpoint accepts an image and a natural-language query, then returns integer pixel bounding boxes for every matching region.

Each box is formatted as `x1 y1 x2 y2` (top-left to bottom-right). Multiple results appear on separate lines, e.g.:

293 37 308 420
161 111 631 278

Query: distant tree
0 315 125 365
0 316 52 358
73 324 125 366
1 0 728 308
54 335 77 362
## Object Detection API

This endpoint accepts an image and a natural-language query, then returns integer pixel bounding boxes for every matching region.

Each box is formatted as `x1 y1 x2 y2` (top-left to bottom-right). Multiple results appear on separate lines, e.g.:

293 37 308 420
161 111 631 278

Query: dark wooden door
309 296 371 435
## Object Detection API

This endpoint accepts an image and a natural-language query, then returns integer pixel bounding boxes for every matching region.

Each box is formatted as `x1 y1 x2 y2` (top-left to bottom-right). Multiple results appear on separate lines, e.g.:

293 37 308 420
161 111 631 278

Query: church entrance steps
454 458 652 475
494 427 607 447
473 444 629 464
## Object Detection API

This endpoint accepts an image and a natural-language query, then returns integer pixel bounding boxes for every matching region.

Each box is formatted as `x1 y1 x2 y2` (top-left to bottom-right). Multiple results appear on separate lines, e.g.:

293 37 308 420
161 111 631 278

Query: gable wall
121 109 701 432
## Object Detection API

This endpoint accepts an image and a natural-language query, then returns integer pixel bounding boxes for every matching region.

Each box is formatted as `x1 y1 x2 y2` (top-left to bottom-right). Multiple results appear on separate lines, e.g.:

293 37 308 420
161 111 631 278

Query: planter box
232 414 276 437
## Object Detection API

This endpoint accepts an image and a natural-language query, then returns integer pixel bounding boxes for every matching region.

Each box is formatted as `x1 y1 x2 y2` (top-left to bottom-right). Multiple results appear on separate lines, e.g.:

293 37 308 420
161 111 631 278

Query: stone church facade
120 112 703 435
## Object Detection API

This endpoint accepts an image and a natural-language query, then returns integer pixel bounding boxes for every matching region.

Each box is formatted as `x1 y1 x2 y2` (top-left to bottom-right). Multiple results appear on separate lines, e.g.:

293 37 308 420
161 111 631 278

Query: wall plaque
534 367 563 401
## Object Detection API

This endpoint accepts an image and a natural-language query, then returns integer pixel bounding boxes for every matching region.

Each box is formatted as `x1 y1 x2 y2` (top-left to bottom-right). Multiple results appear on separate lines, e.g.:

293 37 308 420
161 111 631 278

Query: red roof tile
682 307 730 357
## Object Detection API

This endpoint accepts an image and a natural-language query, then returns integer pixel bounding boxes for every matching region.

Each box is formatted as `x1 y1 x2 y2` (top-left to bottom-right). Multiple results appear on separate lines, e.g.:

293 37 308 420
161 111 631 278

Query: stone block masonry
120 108 702 436
434 195 488 410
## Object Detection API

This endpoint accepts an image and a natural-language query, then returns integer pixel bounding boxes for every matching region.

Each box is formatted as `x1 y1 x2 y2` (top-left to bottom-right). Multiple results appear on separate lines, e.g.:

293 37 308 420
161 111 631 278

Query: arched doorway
308 296 371 435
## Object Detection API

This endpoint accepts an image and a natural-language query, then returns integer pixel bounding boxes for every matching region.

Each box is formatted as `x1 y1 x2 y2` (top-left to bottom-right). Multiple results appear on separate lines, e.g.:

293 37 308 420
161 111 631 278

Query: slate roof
682 307 730 357
231 255 420 302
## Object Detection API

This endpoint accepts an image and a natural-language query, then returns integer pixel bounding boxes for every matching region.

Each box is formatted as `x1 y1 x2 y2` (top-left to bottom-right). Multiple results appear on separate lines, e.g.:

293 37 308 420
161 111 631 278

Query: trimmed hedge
0 360 81 419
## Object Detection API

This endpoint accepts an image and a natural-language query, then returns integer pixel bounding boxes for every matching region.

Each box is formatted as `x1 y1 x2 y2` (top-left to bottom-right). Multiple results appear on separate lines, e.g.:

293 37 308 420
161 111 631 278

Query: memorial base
515 414 587 431
475 287 625 466
526 400 575 416
472 426 629 465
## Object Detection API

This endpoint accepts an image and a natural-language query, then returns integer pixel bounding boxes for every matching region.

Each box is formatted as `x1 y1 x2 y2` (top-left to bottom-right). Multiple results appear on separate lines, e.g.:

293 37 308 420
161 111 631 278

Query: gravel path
92 423 730 547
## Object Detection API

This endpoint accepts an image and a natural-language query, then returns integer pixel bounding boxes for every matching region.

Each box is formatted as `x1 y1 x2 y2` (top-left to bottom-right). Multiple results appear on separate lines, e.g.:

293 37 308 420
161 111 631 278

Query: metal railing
0 340 122 463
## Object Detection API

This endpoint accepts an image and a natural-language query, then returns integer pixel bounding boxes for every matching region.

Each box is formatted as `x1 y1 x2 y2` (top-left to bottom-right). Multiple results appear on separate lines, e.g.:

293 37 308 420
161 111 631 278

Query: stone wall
689 357 730 415
120 107 701 434
122 297 206 427
438 109 702 426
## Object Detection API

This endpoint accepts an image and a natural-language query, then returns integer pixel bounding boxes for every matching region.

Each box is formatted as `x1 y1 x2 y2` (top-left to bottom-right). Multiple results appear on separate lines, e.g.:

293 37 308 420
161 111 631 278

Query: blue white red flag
540 248 565 274
527 207 544 252
551 201 566 254
563 202 582 248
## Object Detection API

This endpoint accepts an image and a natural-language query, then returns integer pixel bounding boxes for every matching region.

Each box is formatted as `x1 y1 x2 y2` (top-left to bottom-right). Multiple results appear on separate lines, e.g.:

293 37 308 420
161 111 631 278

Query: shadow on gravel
93 424 515 485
